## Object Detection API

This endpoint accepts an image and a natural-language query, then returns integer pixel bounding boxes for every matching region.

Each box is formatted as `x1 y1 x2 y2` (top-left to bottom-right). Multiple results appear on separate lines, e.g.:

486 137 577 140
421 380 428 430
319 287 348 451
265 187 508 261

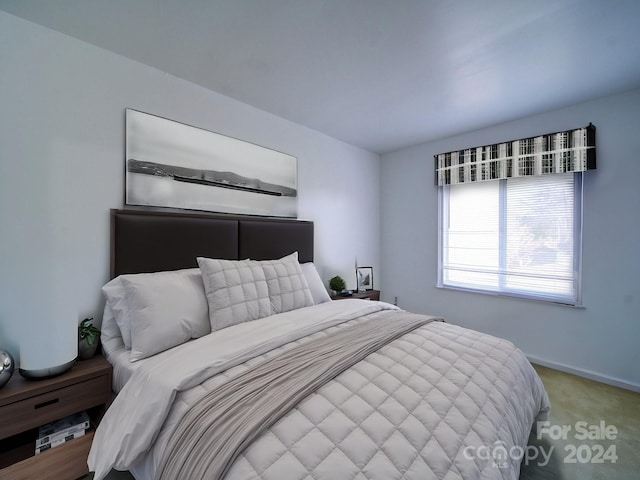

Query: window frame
437 172 584 306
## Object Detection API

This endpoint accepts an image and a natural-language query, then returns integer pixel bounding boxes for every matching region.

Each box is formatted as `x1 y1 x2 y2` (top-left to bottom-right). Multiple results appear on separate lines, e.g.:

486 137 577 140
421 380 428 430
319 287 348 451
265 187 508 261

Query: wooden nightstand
331 290 380 301
0 355 112 480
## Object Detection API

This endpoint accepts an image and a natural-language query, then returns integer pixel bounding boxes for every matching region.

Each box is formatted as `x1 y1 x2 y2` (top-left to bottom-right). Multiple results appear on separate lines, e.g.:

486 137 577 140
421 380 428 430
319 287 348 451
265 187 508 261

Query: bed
89 208 550 480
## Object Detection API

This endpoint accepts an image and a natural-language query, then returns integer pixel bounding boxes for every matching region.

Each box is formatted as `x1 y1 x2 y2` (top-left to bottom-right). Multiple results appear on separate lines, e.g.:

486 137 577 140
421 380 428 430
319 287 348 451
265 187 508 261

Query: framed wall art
356 266 374 291
125 109 298 217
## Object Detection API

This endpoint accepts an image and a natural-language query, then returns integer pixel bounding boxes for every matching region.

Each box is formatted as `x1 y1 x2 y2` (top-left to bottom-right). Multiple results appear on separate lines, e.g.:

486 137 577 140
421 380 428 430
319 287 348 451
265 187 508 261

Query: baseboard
527 354 640 393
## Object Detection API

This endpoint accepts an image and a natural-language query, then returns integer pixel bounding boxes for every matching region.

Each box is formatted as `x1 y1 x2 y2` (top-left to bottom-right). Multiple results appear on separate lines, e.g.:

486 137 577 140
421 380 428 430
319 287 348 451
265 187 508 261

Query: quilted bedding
90 300 549 480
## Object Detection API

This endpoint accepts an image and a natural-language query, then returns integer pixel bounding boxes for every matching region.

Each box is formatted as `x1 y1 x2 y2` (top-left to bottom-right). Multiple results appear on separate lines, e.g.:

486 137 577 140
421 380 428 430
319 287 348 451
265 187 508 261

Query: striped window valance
435 124 595 186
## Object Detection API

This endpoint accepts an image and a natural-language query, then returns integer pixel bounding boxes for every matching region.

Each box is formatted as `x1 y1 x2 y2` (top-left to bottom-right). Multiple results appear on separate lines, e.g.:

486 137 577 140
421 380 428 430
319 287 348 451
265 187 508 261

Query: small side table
331 290 380 301
0 355 112 480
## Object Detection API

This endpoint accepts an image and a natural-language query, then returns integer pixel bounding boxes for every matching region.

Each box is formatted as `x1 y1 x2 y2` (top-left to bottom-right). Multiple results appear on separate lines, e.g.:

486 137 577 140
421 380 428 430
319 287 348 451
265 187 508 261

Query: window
438 172 582 305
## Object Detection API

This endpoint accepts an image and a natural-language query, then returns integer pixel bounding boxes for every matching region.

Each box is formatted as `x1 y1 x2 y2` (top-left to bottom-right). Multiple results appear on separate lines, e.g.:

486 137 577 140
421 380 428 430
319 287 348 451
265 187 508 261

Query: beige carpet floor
85 364 639 480
520 364 640 480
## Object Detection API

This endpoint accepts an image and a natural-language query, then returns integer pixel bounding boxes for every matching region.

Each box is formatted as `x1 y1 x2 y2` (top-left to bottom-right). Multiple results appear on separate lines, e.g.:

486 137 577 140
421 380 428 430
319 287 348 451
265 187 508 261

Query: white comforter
89 300 549 480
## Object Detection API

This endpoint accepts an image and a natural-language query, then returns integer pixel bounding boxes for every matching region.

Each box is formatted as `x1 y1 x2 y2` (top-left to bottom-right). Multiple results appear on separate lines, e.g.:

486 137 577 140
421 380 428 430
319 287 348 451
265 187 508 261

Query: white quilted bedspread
94 301 549 480
224 321 548 480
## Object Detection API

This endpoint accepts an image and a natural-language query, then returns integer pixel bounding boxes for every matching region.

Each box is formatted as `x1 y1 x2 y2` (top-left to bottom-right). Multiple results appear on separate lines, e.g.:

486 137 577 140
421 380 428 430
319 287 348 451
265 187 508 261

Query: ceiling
2 0 640 154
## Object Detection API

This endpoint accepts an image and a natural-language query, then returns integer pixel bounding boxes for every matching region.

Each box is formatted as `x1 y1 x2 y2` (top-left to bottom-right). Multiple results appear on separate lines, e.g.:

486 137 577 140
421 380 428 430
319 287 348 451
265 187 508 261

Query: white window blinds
439 173 582 305
504 175 576 298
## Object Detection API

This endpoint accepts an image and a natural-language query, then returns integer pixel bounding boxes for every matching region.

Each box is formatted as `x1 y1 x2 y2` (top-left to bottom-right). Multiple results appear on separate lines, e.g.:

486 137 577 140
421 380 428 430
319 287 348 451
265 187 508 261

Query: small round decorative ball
0 350 15 389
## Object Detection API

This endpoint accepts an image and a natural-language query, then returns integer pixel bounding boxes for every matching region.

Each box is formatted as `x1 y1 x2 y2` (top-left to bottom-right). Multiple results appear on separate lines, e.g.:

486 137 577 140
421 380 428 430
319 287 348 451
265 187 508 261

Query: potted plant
329 275 346 295
78 318 101 359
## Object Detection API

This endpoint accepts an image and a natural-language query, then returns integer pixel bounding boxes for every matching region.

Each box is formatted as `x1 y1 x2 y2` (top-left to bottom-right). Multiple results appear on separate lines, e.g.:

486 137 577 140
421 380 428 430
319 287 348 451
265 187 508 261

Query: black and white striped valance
435 124 595 186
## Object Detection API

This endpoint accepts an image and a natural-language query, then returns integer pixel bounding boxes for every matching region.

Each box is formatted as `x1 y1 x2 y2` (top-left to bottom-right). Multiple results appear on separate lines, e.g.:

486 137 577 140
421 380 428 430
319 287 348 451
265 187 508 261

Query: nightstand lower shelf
0 431 93 480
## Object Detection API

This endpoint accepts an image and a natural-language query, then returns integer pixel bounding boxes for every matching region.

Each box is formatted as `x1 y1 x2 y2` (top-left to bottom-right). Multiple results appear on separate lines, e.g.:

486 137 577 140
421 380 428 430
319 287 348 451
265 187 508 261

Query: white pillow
121 269 211 362
260 252 315 313
197 257 271 331
100 301 125 361
102 276 132 348
102 269 211 361
300 262 331 304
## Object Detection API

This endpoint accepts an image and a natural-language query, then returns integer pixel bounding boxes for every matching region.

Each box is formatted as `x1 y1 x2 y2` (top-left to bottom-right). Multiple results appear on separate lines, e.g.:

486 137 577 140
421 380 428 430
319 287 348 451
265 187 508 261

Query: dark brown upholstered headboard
110 209 314 278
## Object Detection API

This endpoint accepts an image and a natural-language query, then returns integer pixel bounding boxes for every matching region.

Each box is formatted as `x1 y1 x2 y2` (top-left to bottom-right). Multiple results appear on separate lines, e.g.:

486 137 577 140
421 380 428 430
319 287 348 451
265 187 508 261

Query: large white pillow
197 257 271 331
121 269 211 361
102 269 211 362
300 262 331 304
260 252 315 313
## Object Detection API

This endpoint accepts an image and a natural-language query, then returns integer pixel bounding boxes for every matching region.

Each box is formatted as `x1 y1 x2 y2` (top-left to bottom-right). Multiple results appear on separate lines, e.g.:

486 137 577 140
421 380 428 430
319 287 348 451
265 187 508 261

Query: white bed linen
90 300 398 479
93 300 549 480
100 302 142 393
107 346 142 393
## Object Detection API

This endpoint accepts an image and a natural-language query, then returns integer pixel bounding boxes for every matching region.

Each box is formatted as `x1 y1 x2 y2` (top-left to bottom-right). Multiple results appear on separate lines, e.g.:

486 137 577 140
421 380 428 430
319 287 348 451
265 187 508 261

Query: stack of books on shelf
35 411 90 454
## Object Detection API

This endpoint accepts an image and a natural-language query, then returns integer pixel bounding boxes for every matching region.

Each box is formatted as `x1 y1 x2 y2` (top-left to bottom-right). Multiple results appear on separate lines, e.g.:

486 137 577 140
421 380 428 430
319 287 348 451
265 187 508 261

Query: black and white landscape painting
126 109 297 217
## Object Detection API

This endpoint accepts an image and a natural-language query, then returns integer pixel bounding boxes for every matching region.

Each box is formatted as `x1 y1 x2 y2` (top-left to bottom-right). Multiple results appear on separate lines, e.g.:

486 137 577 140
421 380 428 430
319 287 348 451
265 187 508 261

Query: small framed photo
356 267 374 291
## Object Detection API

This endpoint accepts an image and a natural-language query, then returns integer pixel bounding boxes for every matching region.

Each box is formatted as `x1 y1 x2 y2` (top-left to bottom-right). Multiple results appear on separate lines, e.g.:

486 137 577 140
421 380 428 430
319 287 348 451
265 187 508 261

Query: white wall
381 88 640 390
0 12 380 363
